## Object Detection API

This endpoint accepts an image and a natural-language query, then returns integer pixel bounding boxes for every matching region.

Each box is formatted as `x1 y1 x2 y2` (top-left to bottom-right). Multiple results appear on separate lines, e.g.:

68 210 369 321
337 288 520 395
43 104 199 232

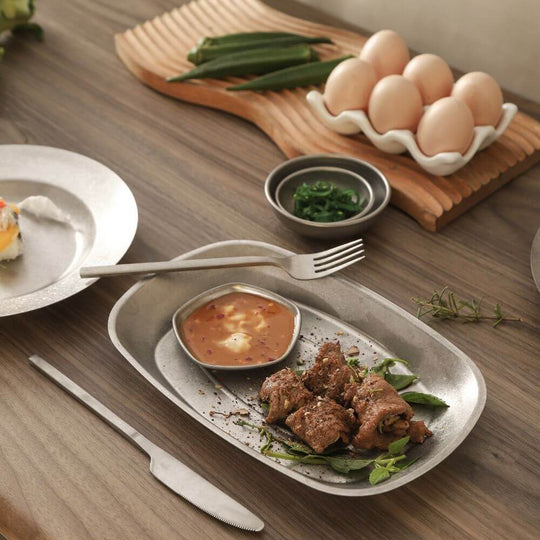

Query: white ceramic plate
0 145 138 316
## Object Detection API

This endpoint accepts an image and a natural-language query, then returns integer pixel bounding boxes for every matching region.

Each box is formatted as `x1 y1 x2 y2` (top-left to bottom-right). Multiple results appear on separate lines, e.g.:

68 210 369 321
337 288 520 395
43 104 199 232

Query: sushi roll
0 198 23 262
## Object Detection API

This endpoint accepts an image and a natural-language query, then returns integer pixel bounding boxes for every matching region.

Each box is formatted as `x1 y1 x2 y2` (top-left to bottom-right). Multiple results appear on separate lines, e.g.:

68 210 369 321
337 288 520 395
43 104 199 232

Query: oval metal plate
108 240 486 496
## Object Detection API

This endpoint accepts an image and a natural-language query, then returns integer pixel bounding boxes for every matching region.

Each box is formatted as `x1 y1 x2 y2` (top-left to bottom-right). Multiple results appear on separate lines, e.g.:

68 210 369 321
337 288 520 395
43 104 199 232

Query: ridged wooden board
115 0 540 231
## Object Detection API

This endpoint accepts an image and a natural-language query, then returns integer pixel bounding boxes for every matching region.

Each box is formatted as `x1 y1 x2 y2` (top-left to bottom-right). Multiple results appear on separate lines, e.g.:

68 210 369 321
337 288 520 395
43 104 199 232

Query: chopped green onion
293 181 365 223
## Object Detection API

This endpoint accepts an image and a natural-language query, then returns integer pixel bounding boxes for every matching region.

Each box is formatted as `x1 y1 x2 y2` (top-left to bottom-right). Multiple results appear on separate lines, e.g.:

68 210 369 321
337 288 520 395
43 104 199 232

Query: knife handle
29 355 157 457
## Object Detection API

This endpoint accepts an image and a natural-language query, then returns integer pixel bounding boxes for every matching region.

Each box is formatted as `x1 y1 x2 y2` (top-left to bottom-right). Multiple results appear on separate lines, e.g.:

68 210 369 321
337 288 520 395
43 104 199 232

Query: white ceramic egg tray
307 90 518 176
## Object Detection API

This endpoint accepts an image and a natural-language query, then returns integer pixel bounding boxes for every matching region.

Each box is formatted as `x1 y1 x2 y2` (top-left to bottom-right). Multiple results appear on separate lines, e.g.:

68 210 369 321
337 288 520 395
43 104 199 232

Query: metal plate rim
108 239 487 496
530 227 540 292
0 145 138 316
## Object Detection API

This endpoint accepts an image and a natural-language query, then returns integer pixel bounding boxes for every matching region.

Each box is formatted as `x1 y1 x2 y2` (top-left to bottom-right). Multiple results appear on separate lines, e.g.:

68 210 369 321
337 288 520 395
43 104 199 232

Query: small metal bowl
172 283 301 371
265 154 391 240
275 166 375 222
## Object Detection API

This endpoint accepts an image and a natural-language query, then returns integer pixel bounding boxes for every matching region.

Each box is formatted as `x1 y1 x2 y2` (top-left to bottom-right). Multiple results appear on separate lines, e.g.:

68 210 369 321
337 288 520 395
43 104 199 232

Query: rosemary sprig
412 286 522 328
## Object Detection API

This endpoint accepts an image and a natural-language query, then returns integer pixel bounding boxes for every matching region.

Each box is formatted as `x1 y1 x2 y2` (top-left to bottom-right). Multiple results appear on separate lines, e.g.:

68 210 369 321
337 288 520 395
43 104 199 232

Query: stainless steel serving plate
0 145 138 316
109 240 486 496
172 282 302 371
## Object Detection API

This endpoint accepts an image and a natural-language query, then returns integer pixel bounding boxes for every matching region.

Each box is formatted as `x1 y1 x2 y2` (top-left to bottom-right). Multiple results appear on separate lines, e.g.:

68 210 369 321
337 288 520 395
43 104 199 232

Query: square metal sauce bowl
172 283 302 371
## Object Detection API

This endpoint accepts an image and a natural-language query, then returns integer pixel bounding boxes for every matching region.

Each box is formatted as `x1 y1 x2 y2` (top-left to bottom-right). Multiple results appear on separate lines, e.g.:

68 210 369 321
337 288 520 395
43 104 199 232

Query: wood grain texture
114 0 540 231
0 0 539 538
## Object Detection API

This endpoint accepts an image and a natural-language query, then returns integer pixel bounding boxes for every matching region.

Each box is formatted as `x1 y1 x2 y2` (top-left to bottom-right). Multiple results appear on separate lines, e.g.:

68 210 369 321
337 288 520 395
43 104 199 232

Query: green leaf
259 402 269 412
385 373 418 390
401 392 449 407
370 358 417 390
394 457 419 471
12 22 43 40
369 467 391 485
387 436 410 455
263 450 328 465
370 361 388 376
346 357 359 367
371 357 409 374
284 441 313 455
325 457 374 474
385 357 410 366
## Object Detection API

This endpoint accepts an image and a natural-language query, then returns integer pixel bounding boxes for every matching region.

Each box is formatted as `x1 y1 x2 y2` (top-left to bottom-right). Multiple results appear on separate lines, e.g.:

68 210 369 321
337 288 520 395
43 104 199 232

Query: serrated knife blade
29 355 264 533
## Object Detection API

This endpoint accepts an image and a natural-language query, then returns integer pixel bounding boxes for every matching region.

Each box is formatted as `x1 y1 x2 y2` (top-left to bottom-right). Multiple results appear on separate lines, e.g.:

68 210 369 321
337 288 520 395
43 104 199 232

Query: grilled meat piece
407 420 432 443
285 397 357 454
301 342 358 402
259 368 313 424
344 374 415 450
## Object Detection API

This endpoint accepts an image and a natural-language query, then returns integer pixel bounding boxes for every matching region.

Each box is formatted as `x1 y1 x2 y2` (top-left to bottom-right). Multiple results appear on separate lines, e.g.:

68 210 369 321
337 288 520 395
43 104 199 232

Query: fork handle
80 256 280 278
29 355 157 456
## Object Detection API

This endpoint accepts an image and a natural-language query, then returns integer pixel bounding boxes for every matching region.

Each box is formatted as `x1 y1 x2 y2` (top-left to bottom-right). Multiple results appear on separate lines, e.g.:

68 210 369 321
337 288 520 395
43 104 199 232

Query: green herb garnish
293 181 365 223
401 392 449 407
413 286 522 327
387 435 410 455
368 466 391 485
385 373 418 391
370 358 418 391
235 420 414 486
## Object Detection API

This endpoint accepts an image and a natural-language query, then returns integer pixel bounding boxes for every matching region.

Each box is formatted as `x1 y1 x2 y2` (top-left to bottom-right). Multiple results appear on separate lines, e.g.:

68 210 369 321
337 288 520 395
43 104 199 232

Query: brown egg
417 97 475 156
359 30 410 78
324 58 378 115
451 72 503 126
403 54 454 104
368 75 423 133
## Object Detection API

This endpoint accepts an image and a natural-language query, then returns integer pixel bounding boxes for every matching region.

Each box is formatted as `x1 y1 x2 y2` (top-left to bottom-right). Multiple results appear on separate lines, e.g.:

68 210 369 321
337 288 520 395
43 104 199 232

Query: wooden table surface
1 1 538 538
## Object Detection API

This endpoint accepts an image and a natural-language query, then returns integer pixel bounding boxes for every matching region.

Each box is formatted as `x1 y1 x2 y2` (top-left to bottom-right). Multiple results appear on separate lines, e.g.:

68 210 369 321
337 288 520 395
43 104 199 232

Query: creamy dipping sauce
181 292 295 367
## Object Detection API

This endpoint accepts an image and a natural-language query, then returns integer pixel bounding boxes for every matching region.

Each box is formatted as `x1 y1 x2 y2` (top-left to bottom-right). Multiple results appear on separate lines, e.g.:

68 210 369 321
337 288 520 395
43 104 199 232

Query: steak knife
29 355 264 533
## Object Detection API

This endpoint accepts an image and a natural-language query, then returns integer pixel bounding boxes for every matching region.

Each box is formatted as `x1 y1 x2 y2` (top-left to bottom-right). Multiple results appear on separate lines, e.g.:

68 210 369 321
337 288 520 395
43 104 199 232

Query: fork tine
315 249 365 273
315 241 364 266
316 255 366 276
312 239 363 261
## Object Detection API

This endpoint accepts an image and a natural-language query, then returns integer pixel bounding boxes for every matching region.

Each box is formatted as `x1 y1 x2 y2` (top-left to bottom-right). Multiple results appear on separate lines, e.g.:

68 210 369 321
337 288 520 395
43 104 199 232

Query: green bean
168 45 318 82
199 32 329 47
188 35 333 65
226 54 353 91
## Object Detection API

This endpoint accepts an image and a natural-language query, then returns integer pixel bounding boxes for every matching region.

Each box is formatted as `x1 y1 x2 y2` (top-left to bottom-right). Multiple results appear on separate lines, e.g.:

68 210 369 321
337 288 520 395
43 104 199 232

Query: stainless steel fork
80 239 365 280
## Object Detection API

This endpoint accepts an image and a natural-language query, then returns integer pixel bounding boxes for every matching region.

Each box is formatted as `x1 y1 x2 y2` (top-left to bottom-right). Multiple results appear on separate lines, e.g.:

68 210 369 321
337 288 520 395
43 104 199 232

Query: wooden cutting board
115 0 540 231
